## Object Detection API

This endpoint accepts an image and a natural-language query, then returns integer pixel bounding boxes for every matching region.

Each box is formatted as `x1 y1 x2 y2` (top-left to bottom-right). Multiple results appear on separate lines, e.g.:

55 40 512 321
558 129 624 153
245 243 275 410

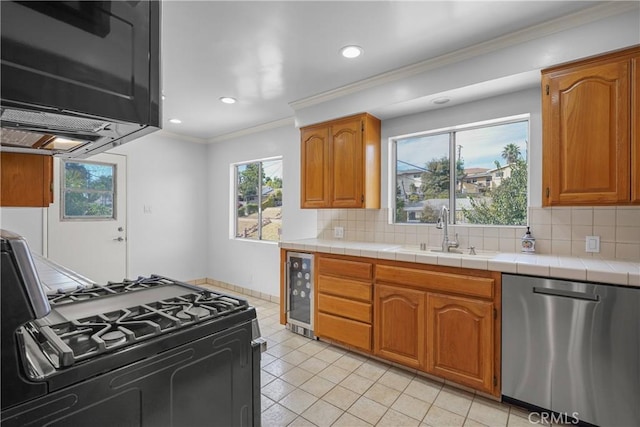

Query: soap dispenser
521 226 536 254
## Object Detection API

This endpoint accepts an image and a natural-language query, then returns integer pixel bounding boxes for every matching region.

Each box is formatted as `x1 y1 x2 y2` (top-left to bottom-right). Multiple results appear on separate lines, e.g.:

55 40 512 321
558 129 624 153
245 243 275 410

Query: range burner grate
47 276 174 305
35 289 249 367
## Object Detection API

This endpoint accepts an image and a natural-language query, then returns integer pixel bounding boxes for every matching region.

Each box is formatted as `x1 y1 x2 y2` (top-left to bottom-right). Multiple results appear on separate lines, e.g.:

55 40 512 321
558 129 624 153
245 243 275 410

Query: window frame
60 159 117 221
231 156 283 243
389 114 530 226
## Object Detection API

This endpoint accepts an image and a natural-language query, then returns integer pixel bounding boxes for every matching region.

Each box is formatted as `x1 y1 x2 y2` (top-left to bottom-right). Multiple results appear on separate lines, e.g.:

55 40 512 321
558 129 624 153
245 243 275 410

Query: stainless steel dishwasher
502 274 640 426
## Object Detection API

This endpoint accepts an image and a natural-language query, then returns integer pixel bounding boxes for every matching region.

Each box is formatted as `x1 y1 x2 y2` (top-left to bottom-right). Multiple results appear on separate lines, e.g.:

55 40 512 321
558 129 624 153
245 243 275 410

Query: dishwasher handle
533 286 600 302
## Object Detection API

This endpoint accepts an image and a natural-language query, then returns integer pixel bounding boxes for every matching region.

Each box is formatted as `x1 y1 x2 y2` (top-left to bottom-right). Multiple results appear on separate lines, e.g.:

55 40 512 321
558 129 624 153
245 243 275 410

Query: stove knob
297 280 302 287
306 282 310 289
297 272 302 278
293 289 298 296
302 262 308 270
293 262 299 269
300 291 306 298
304 273 310 280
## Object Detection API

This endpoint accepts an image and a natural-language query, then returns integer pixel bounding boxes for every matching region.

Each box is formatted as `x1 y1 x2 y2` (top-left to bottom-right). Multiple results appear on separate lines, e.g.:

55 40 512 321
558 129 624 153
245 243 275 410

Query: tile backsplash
316 206 640 261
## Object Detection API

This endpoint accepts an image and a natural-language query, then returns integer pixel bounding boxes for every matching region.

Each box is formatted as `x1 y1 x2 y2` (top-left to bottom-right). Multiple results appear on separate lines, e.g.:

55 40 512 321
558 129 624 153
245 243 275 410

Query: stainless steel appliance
1 230 264 426
502 274 640 426
285 252 314 338
0 1 160 158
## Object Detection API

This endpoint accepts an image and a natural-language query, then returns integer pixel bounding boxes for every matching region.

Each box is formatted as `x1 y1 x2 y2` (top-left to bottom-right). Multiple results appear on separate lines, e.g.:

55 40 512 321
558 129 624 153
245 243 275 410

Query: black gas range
1 230 264 426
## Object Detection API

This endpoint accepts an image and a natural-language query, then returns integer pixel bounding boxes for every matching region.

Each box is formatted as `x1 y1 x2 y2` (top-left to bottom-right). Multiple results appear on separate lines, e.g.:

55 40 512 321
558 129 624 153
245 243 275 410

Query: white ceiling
160 1 607 141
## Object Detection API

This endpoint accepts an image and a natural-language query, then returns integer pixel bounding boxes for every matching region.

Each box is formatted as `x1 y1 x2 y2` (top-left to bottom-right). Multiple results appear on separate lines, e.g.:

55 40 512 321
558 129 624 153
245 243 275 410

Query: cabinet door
330 118 363 208
426 293 494 393
0 152 53 207
543 59 630 205
374 284 425 368
301 126 330 208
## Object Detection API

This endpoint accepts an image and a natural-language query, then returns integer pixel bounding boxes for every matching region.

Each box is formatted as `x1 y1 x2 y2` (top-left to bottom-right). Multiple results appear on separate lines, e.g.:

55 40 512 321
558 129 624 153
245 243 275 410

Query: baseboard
185 277 280 305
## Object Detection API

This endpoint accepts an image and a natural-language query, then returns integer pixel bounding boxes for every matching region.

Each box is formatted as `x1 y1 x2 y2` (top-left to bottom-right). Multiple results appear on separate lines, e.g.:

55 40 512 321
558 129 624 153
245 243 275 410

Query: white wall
0 207 46 255
112 132 209 281
381 88 542 207
207 124 316 297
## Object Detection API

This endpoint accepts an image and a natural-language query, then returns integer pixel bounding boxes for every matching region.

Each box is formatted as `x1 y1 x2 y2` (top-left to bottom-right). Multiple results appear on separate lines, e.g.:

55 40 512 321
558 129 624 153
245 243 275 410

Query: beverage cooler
285 252 314 338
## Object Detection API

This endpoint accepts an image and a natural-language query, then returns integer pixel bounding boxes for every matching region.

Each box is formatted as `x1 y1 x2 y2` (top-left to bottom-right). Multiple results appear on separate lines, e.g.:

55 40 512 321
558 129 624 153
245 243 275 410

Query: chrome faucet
436 205 459 252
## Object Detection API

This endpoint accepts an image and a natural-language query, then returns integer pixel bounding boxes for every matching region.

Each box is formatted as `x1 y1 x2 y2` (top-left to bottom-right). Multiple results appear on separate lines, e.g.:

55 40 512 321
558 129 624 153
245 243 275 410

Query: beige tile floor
203 284 538 427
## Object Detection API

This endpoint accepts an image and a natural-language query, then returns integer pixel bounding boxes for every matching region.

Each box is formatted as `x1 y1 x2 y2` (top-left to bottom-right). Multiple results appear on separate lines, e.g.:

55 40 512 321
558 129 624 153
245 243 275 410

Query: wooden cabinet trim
318 275 372 302
376 264 494 299
318 256 373 280
317 312 372 351
318 293 372 323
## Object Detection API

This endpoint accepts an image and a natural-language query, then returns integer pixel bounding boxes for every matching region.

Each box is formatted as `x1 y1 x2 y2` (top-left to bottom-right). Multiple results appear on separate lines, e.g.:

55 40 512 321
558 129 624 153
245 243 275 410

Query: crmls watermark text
528 412 580 425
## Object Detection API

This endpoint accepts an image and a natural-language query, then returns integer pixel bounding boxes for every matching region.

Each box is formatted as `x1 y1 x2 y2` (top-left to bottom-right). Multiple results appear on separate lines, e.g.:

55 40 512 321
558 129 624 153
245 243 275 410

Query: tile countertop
279 238 640 288
33 254 97 294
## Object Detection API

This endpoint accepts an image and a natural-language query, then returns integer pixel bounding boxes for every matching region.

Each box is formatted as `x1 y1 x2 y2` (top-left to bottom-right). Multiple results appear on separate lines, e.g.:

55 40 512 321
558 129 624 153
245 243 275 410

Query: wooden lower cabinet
374 284 425 369
315 255 374 351
316 312 372 351
426 293 495 394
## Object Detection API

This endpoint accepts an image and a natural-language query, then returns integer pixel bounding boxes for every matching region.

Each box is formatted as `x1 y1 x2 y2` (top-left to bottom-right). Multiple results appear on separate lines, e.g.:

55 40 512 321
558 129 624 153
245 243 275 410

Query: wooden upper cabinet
426 293 494 394
542 45 640 206
300 113 381 209
301 126 331 208
1 152 53 207
331 118 363 208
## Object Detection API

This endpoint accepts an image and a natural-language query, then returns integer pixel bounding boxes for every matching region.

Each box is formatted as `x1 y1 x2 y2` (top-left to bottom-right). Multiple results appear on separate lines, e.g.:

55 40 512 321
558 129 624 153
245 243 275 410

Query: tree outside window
235 158 282 241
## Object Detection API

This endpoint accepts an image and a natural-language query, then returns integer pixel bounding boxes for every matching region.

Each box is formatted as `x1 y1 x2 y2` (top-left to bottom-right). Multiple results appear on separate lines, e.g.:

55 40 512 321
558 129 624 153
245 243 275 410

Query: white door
48 153 127 284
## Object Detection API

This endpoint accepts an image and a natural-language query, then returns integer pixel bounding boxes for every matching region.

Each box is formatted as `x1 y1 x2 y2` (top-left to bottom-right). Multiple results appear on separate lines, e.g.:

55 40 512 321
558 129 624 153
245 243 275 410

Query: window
62 160 116 219
234 157 283 241
393 116 529 226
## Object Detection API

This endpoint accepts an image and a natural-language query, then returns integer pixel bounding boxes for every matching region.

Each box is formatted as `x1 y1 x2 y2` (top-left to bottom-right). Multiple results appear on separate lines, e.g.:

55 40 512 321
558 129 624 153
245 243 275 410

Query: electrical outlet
585 236 600 253
333 226 344 239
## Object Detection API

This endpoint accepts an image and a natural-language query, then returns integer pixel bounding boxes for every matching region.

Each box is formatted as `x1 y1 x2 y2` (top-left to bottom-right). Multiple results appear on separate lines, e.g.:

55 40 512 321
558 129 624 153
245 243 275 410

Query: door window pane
62 161 115 219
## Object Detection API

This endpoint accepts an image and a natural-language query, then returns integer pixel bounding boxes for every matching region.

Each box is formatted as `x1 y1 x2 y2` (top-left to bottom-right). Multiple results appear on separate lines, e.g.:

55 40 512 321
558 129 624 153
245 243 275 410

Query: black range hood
0 1 161 158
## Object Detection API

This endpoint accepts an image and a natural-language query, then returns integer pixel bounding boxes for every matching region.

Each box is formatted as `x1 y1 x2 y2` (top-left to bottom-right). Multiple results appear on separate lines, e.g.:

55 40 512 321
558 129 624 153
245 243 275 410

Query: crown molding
289 1 638 111
208 116 295 143
155 130 207 144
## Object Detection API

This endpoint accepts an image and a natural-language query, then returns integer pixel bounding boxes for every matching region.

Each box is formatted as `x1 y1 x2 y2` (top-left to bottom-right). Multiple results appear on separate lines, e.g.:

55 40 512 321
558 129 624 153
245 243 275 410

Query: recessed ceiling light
220 97 237 104
432 97 450 105
169 118 182 124
340 45 363 59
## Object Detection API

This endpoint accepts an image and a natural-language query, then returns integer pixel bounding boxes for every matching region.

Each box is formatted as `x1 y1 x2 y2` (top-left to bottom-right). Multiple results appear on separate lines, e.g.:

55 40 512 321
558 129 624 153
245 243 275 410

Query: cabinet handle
545 84 549 95
361 195 364 203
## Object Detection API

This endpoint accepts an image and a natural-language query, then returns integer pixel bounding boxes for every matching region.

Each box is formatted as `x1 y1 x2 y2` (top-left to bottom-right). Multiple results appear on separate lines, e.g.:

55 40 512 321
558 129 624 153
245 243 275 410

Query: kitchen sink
395 246 499 259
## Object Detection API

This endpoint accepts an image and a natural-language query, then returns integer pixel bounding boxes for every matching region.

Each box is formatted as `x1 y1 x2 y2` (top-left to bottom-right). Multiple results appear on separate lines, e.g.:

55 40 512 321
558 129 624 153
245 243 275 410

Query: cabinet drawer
319 257 372 280
376 265 494 299
318 293 372 323
318 275 372 301
317 312 372 351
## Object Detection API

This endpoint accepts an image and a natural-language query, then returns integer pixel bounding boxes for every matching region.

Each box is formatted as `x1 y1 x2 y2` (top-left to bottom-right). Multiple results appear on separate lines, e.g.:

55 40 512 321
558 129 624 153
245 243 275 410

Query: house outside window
61 160 116 220
233 157 282 242
392 115 529 226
